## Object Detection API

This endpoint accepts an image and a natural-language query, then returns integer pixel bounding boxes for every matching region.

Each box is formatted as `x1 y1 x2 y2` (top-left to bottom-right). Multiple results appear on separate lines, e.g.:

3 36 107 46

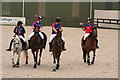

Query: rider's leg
83 33 90 46
39 32 45 48
49 34 56 52
6 39 14 51
19 36 27 50
28 32 34 48
61 36 66 51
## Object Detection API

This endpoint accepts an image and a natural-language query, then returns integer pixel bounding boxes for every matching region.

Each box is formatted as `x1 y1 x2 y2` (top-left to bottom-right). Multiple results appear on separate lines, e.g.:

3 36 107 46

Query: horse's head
91 27 97 37
13 35 21 49
56 29 62 38
34 25 40 33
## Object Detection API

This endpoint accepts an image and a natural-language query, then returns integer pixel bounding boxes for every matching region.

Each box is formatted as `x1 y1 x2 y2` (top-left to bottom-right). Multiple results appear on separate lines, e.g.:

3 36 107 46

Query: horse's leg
24 50 28 64
16 51 21 67
56 53 60 70
32 50 36 68
38 49 42 65
91 50 96 65
34 50 38 68
52 52 56 72
83 49 86 63
87 51 90 65
12 51 15 67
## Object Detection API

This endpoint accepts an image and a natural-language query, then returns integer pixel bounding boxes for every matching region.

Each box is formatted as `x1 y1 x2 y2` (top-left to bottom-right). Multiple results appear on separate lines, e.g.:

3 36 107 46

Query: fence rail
94 18 120 27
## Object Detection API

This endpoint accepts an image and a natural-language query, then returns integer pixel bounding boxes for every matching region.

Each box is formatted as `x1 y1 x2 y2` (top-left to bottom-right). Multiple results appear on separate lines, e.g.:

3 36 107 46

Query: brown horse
81 27 98 65
52 29 63 71
30 26 47 68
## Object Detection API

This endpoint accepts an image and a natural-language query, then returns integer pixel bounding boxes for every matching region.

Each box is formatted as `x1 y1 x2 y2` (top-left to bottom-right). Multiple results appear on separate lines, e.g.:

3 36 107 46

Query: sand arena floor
2 26 118 78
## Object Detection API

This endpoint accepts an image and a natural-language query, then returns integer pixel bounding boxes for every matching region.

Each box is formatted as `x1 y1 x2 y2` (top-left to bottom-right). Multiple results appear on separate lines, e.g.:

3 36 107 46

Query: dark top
13 26 26 37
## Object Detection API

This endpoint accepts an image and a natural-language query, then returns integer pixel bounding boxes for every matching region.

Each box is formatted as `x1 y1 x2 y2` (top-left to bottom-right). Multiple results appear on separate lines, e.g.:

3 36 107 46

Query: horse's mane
88 28 97 38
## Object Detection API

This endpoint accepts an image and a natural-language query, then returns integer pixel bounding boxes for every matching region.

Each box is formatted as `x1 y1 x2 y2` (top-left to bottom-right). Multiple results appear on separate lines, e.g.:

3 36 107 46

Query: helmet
86 17 92 22
55 17 61 22
36 16 42 20
17 21 23 26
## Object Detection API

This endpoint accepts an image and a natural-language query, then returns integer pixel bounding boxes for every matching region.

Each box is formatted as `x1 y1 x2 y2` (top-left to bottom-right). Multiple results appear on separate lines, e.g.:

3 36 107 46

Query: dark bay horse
52 29 63 71
81 27 98 65
30 26 47 68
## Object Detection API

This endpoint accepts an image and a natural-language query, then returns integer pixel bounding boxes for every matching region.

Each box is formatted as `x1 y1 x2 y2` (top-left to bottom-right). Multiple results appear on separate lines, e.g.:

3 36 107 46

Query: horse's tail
41 32 47 49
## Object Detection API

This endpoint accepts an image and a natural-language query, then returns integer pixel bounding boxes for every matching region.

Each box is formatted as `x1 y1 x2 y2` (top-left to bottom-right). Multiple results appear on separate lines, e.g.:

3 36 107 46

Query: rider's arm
22 27 26 34
32 22 36 29
13 27 18 34
39 25 43 31
52 23 57 33
59 24 63 31
91 24 95 28
82 25 85 31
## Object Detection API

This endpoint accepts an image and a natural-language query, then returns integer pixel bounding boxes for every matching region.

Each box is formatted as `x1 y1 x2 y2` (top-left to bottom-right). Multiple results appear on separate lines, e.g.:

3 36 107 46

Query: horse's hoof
12 64 16 67
53 69 56 72
16 65 19 68
84 60 86 63
33 66 36 68
91 62 94 65
33 65 37 68
25 62 28 64
56 64 60 70
38 63 40 65
88 63 91 65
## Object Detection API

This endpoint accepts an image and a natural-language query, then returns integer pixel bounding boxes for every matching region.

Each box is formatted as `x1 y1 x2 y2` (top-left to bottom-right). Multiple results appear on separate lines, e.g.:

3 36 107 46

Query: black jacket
13 26 26 37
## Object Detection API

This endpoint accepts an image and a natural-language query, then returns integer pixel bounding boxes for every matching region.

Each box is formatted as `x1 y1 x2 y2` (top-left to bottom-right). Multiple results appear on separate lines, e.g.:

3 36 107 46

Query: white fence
94 10 120 28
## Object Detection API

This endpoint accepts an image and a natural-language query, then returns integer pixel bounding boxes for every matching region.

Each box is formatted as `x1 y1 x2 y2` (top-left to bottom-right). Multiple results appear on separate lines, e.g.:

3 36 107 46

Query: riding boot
96 39 99 49
49 42 52 52
42 39 45 49
22 42 27 50
82 40 85 47
28 40 31 49
6 39 14 51
62 41 66 51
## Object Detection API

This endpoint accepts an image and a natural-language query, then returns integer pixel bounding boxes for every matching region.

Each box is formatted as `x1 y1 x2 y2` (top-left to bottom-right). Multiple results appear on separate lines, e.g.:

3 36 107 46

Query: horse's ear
56 29 59 32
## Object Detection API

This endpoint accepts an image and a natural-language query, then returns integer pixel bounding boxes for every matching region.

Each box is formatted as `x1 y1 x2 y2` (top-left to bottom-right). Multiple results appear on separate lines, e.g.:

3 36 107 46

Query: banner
0 17 25 25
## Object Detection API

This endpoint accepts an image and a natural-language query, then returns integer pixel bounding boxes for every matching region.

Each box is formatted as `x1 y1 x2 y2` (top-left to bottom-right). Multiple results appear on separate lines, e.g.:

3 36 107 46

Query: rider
81 18 99 48
28 15 45 48
49 17 66 52
6 21 27 51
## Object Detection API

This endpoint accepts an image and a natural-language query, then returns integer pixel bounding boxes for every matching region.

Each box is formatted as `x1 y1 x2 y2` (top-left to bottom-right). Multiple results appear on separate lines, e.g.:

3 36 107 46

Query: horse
81 27 98 65
12 35 28 67
29 26 47 68
52 29 63 71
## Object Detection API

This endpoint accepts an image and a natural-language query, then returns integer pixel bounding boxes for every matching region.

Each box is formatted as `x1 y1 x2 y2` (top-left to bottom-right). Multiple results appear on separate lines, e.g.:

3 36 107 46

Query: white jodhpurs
49 34 65 43
28 32 44 40
19 36 26 42
83 33 90 40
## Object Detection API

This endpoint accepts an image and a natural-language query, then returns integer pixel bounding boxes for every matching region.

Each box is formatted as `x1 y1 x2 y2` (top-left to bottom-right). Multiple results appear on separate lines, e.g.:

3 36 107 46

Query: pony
52 29 63 71
12 35 28 67
30 26 47 68
81 27 98 65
